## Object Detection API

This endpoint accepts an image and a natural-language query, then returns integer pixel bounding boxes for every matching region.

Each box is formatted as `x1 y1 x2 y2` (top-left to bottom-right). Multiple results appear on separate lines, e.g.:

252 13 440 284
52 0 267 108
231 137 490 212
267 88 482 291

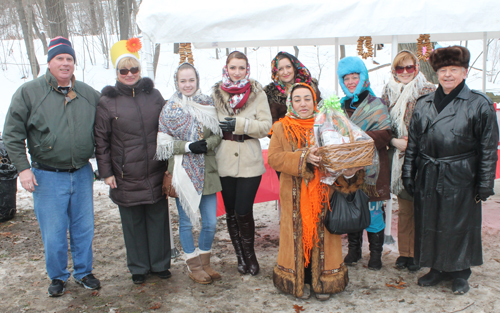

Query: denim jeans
32 163 94 281
176 193 217 254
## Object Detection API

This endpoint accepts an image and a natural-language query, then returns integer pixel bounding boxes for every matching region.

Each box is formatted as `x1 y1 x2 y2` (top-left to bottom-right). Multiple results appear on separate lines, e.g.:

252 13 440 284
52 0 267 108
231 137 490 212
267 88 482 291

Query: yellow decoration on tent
417 34 432 61
179 43 194 65
357 36 373 59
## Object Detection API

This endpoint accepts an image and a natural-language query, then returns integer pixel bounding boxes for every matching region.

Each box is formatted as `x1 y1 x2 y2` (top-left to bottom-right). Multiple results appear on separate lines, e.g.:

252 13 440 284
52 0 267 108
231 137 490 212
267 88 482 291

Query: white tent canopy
137 0 500 48
137 0 500 92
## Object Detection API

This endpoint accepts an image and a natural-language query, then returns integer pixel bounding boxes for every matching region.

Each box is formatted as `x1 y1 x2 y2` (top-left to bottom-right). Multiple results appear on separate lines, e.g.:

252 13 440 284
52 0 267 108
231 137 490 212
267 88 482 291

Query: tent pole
335 38 339 94
142 35 155 81
391 35 398 61
482 32 487 93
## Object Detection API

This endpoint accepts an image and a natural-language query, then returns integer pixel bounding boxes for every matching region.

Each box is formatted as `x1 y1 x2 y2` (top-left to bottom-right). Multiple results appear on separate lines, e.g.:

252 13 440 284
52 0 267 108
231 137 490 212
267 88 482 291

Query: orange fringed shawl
280 115 329 267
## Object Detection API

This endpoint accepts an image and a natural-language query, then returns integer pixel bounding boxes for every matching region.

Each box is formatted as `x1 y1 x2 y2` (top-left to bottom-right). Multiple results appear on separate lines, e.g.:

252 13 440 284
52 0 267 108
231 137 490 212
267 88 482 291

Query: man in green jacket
2 37 101 297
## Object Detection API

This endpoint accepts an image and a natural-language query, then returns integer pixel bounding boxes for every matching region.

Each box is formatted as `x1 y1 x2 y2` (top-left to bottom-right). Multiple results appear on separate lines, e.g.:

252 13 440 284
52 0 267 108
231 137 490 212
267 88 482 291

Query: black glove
476 187 494 202
189 140 207 154
402 177 414 197
219 117 236 132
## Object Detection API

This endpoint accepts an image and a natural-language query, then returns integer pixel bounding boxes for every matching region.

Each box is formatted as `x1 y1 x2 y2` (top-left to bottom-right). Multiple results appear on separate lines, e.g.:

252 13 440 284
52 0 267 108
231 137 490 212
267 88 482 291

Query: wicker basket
317 115 375 172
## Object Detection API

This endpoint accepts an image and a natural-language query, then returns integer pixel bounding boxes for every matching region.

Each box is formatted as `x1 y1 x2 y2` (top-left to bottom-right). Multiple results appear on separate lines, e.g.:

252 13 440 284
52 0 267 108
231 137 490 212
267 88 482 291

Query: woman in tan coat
268 83 364 300
212 51 272 276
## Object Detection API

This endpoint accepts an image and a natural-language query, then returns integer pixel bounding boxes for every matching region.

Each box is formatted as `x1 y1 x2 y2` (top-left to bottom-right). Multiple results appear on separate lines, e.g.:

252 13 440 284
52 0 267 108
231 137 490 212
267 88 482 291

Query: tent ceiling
137 0 500 48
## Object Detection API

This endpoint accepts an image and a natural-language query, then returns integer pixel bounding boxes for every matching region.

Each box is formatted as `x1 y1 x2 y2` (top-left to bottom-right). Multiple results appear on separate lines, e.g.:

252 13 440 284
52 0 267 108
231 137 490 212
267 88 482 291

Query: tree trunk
117 0 131 40
88 0 99 35
153 43 160 79
16 0 40 78
293 46 299 58
31 8 48 55
398 43 438 84
44 0 68 38
340 45 346 59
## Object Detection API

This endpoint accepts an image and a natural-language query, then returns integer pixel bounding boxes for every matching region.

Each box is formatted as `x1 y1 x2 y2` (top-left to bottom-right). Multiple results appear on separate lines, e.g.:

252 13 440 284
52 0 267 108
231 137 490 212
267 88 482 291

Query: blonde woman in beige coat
212 51 272 276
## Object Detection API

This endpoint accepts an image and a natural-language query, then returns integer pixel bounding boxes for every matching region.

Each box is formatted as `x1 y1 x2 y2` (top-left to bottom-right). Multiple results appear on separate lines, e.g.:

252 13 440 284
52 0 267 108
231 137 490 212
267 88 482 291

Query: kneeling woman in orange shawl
268 83 365 300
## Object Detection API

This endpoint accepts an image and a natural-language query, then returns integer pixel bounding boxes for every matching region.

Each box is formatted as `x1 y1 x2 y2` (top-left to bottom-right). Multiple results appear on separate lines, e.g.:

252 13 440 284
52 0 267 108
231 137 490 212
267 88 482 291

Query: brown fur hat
429 45 470 72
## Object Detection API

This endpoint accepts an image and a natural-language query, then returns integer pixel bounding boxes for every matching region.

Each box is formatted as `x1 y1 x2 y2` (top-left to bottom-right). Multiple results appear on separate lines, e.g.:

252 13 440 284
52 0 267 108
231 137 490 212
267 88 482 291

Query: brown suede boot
200 252 221 281
186 255 212 284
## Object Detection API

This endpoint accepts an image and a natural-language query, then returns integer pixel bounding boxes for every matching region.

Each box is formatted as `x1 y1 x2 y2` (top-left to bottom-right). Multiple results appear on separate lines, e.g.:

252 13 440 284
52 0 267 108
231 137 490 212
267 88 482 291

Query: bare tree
88 0 98 35
31 8 48 54
44 0 68 38
153 43 160 78
117 0 133 40
15 0 39 78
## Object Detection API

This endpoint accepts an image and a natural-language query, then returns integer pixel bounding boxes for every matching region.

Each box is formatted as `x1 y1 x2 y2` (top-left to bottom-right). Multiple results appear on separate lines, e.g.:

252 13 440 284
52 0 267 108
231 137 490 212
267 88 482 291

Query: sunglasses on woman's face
119 67 140 75
395 65 416 74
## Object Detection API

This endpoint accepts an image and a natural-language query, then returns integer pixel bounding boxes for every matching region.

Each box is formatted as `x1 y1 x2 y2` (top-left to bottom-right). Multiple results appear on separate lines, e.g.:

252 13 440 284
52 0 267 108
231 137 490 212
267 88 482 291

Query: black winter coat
94 78 167 207
402 84 499 272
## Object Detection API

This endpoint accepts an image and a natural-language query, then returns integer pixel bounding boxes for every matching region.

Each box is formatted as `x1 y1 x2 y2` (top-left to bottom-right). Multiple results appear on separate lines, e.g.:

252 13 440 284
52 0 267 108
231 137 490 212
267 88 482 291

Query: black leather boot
226 213 248 274
418 268 449 286
236 212 259 276
367 229 384 270
344 231 363 266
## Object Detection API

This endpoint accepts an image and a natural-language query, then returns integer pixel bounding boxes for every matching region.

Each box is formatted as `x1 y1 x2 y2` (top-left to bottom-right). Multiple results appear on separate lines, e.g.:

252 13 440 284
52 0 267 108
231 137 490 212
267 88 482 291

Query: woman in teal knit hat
337 56 392 270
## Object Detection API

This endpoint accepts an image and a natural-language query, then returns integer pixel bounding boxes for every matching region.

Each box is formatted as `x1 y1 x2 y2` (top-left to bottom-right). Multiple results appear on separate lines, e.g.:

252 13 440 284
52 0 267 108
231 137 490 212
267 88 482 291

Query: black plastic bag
0 177 17 222
0 138 18 222
324 189 370 235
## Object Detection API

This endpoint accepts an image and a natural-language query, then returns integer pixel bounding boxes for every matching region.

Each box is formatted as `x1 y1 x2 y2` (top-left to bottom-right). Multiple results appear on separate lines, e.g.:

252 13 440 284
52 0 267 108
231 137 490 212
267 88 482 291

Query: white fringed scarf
156 89 220 227
386 71 435 195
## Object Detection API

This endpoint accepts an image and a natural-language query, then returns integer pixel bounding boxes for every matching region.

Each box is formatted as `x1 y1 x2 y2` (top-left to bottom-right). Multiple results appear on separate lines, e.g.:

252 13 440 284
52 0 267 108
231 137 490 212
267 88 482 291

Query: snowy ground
0 182 499 312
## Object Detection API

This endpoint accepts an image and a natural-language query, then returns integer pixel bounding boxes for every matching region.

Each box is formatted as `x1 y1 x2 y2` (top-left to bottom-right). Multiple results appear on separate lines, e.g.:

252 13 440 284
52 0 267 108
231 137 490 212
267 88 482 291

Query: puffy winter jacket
94 78 166 207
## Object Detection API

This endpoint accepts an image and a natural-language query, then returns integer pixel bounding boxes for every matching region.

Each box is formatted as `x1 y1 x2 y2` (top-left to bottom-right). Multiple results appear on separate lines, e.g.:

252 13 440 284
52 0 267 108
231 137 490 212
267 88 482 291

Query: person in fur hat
94 38 171 285
403 45 499 295
268 83 364 300
336 56 392 271
381 50 436 272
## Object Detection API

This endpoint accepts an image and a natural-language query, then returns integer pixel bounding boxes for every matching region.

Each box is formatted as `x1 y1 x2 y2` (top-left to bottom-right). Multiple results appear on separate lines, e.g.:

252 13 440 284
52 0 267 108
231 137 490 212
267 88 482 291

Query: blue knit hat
47 37 76 63
337 56 375 106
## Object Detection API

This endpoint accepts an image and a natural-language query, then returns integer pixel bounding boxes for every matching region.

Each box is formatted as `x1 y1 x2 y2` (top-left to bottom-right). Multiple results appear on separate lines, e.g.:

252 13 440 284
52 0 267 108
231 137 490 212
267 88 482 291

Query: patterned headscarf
271 51 312 94
337 56 376 107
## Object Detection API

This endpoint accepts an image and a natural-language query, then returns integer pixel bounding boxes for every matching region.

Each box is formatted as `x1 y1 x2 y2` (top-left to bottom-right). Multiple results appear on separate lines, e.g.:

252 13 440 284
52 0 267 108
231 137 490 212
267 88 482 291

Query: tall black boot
367 229 384 270
236 212 259 276
226 212 248 274
344 231 363 266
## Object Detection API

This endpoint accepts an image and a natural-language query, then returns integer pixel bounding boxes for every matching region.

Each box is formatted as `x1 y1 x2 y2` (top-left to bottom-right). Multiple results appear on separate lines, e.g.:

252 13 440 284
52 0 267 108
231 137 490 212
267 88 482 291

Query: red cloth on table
216 149 280 217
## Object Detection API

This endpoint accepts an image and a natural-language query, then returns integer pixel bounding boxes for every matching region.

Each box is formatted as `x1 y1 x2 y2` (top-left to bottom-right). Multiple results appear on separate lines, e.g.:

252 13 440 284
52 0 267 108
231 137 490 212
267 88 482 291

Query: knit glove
476 187 494 202
402 177 414 197
189 140 207 154
219 117 236 132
